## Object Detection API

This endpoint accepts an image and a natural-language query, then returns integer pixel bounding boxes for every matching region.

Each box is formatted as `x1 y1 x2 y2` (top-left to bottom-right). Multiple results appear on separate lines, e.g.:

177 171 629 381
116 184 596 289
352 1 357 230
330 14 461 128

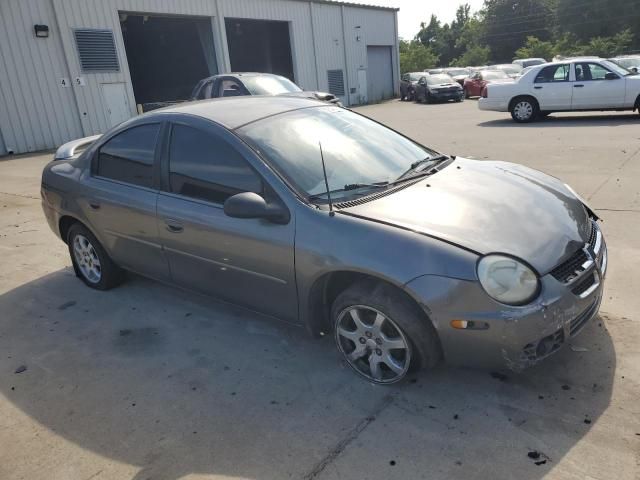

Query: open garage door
367 46 394 103
225 18 294 81
120 14 217 111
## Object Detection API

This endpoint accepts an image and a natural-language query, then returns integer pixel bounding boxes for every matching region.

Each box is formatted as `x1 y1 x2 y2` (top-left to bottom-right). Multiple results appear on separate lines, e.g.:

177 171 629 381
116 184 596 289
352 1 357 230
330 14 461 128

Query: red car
463 70 513 98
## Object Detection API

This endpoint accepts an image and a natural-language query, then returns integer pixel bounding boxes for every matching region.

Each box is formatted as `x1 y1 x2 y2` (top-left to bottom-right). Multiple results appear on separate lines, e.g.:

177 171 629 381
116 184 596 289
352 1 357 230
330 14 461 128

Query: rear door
86 123 170 281
530 64 572 110
571 62 626 109
156 117 297 321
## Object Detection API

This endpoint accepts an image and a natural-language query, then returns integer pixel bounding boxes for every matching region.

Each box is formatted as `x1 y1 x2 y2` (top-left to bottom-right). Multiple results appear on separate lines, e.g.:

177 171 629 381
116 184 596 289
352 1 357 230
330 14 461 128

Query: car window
240 75 302 95
168 125 262 204
401 74 409 82
575 62 614 81
217 79 245 97
408 73 423 81
96 124 160 188
535 64 569 83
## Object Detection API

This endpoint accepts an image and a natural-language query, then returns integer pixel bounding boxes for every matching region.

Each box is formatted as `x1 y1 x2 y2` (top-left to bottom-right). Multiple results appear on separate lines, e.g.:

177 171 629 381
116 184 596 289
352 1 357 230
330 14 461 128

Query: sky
354 0 486 40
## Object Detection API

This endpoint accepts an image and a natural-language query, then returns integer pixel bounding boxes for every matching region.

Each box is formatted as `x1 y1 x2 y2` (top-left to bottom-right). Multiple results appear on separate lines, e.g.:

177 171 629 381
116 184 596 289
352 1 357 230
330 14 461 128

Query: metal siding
310 3 346 100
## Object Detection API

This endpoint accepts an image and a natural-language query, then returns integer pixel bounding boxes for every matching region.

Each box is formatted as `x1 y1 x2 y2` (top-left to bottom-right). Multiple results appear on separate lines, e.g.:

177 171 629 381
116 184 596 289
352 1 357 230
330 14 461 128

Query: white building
0 0 399 155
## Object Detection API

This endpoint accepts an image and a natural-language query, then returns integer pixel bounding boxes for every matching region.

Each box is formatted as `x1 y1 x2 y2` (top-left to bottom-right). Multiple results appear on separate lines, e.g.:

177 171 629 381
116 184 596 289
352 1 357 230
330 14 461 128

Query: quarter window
217 79 245 97
168 125 262 204
535 64 569 83
96 124 159 188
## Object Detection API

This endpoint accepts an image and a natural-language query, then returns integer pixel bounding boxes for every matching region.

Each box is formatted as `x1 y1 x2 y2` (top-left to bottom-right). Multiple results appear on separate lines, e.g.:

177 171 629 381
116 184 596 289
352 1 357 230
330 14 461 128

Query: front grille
572 273 596 296
550 249 589 282
570 298 598 336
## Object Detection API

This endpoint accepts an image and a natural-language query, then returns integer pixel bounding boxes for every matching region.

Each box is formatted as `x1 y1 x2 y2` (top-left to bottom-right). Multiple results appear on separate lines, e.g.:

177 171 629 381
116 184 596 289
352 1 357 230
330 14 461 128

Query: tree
452 45 491 66
583 29 634 57
514 36 555 60
399 40 439 73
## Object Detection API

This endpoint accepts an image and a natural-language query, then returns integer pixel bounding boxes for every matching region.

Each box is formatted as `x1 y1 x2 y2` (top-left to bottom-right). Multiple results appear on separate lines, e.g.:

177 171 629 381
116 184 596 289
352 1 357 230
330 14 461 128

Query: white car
479 59 640 122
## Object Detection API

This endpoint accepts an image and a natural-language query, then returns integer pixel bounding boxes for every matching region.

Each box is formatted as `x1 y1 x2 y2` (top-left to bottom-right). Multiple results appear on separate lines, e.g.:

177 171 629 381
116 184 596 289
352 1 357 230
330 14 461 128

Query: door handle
164 219 184 233
574 84 584 88
534 86 543 89
88 201 101 210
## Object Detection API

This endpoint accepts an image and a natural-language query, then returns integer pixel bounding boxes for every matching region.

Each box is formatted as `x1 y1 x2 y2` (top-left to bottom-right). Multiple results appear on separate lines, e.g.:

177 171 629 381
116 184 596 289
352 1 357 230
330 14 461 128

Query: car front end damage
405 220 607 372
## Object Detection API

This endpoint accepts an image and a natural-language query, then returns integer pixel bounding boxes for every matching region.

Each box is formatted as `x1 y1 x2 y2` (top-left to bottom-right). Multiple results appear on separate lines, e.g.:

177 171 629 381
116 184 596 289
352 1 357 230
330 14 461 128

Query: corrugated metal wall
0 0 398 155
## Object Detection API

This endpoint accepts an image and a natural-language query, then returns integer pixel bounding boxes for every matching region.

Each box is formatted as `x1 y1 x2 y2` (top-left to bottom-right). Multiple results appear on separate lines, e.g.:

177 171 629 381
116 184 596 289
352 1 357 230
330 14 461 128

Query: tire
425 92 433 104
67 223 124 290
464 88 470 99
332 280 441 384
510 97 539 123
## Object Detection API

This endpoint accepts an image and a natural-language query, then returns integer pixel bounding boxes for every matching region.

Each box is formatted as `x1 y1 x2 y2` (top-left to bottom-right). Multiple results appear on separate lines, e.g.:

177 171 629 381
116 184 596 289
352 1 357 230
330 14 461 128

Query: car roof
195 72 288 83
150 96 327 130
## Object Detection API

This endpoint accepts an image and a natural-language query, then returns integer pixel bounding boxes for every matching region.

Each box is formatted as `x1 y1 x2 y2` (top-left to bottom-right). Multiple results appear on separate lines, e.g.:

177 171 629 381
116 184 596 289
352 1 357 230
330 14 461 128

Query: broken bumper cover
405 240 607 371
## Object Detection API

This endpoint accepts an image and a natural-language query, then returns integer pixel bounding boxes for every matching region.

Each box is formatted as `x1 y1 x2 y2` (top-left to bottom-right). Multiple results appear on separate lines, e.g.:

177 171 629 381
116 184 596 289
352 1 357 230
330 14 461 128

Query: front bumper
429 90 464 101
405 223 607 371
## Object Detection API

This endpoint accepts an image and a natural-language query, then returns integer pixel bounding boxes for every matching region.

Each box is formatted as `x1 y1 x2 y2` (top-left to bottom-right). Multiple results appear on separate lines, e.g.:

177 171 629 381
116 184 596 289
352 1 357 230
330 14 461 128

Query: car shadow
0 269 616 480
478 113 639 128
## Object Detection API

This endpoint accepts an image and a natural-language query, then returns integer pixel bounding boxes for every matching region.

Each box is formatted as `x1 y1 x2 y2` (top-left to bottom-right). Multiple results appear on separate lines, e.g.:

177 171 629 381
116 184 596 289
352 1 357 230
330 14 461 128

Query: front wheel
510 98 539 123
332 281 440 384
68 223 124 290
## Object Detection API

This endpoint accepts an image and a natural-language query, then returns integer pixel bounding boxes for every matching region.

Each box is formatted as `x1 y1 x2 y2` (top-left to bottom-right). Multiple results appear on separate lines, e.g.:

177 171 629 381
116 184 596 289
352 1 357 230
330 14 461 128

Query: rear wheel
332 280 440 384
510 97 539 123
68 223 124 290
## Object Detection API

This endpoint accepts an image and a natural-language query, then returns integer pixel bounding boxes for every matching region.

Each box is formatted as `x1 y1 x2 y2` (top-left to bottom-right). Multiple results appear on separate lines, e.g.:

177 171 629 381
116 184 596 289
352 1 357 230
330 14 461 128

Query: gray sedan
42 97 607 384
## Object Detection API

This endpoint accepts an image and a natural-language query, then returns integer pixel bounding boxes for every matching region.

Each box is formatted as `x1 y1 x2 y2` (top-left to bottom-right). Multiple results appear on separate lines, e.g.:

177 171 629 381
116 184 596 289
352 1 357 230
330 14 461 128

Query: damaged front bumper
405 225 607 372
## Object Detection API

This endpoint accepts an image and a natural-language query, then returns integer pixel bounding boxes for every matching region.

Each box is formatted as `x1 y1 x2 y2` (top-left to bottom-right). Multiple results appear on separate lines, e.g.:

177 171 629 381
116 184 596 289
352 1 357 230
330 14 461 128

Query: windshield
446 69 470 76
613 57 640 69
427 74 456 85
483 70 510 80
601 59 636 76
407 73 423 81
241 76 302 95
239 107 438 200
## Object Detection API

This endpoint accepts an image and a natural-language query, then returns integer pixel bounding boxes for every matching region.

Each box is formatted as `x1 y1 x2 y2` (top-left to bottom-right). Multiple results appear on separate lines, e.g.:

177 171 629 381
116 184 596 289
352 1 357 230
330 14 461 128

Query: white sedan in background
479 59 640 122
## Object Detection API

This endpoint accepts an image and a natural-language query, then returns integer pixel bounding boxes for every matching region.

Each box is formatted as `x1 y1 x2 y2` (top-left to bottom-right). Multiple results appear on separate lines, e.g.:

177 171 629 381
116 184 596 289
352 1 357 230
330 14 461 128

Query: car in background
414 74 464 103
609 55 640 74
489 64 524 79
427 68 444 74
463 70 513 98
513 58 547 68
43 96 607 383
479 59 640 122
190 72 342 106
400 72 425 101
443 67 472 86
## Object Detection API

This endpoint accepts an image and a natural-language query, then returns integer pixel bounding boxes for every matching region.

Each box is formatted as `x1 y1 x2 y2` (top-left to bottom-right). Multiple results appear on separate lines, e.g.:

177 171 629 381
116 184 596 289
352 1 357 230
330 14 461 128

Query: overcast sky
355 0 486 40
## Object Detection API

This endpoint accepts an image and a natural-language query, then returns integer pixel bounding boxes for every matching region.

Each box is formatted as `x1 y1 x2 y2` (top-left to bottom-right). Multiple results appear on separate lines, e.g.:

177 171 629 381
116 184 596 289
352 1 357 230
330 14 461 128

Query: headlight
477 254 539 305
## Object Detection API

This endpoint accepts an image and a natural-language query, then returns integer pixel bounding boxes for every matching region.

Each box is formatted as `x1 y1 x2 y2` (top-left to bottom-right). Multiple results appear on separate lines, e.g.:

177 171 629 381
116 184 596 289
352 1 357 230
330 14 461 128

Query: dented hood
342 158 591 274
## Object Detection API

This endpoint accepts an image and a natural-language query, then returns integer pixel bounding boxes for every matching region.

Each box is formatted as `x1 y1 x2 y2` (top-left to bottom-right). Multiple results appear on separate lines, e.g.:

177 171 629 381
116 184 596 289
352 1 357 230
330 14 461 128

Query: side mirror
631 67 638 74
605 72 619 80
223 192 290 224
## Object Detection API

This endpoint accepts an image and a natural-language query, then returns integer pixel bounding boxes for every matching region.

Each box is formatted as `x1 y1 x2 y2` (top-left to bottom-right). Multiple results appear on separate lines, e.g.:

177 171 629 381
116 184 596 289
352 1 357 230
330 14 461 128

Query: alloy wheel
72 234 102 284
335 305 411 384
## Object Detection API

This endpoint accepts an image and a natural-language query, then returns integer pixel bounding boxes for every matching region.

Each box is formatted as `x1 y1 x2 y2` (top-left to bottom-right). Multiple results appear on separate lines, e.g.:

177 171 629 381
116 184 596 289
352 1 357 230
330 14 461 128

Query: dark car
400 72 424 101
414 74 464 103
190 72 342 106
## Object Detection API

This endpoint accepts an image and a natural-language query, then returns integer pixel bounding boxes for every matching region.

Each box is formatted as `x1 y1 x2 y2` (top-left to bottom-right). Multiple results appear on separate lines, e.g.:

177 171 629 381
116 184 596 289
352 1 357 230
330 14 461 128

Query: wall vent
74 29 120 73
327 69 345 96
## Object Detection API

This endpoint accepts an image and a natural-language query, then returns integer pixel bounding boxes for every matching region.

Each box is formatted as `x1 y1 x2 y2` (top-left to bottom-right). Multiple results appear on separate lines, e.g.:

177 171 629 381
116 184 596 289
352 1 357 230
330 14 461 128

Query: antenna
319 142 334 217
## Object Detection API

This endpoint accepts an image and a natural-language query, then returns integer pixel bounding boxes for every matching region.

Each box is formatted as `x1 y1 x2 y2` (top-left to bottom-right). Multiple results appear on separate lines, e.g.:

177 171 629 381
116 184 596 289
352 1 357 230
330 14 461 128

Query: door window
168 125 262 204
96 124 160 188
575 62 613 81
217 79 245 97
534 64 569 83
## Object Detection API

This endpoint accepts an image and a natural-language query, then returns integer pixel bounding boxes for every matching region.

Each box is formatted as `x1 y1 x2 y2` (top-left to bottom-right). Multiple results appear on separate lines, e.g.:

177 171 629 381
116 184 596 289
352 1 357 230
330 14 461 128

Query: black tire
67 223 124 290
332 280 441 384
425 92 433 104
510 96 539 123
464 88 470 99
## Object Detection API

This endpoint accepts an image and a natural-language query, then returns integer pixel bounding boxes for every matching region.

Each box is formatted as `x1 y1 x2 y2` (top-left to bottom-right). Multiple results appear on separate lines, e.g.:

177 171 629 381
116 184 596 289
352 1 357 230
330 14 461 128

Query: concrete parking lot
0 100 638 480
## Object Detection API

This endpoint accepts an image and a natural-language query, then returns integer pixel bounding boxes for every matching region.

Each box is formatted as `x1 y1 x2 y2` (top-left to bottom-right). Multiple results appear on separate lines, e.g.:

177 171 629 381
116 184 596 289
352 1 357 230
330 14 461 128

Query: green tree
514 36 555 60
452 45 491 66
399 40 439 73
583 29 634 57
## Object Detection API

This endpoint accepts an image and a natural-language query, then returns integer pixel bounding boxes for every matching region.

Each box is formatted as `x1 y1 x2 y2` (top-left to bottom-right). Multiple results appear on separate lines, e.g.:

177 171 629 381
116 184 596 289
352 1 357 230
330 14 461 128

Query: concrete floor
0 101 638 480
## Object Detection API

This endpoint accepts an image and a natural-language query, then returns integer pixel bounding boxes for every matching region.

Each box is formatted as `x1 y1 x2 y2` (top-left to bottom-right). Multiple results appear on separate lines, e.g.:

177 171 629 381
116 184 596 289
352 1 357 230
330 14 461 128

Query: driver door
156 116 297 322
571 62 626 109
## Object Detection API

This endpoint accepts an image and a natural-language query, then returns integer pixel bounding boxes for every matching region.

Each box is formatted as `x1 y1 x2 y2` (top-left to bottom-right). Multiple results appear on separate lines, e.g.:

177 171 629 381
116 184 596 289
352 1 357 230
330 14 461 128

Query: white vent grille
327 69 345 96
74 29 120 73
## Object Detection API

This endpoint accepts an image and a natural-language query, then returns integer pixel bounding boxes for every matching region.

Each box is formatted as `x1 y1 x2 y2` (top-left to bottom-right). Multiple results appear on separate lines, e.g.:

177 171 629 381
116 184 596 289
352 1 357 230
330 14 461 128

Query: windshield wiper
394 154 450 183
308 182 388 201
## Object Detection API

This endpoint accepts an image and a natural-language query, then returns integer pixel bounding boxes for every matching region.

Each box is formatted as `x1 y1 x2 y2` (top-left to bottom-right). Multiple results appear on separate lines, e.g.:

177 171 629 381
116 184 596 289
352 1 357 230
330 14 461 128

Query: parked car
513 58 547 68
479 59 640 122
415 74 464 103
443 67 472 86
427 68 444 74
463 70 513 98
43 96 607 384
400 72 424 101
190 72 342 106
609 55 640 74
489 63 524 79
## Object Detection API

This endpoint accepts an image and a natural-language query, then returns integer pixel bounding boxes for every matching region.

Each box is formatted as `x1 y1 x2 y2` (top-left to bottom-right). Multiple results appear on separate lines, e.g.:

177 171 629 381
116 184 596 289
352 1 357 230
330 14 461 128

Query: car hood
342 158 591 274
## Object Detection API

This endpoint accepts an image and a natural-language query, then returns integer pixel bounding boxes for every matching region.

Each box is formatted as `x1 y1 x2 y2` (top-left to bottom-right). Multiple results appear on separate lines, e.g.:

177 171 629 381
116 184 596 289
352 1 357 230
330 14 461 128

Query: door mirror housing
605 72 619 80
631 67 638 74
224 192 290 224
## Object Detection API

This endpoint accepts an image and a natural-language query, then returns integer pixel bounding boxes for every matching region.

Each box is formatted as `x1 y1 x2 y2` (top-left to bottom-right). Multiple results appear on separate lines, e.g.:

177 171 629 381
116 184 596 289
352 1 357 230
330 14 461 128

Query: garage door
366 46 394 103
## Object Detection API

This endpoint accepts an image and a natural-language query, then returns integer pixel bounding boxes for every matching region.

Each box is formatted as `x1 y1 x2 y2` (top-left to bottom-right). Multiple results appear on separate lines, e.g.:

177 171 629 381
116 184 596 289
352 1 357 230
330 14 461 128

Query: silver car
42 97 607 384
